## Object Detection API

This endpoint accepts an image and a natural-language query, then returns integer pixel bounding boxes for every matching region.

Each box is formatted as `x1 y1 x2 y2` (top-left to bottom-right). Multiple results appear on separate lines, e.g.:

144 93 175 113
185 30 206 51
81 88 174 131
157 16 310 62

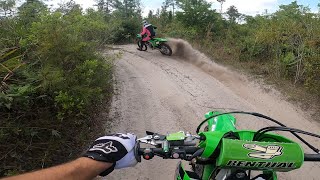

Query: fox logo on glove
90 141 118 154
113 133 130 139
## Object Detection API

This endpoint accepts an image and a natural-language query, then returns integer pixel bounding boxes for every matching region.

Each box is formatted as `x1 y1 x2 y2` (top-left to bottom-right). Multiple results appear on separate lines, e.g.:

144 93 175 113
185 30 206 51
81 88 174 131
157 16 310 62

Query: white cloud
209 0 279 15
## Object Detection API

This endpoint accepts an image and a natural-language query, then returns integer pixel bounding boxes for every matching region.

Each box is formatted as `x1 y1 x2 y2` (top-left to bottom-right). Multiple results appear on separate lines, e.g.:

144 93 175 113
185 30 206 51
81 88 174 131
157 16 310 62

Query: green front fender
205 111 236 132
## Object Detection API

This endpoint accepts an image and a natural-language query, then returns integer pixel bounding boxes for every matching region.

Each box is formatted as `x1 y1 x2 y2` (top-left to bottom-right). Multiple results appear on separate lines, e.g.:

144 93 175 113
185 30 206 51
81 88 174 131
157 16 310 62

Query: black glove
83 133 137 176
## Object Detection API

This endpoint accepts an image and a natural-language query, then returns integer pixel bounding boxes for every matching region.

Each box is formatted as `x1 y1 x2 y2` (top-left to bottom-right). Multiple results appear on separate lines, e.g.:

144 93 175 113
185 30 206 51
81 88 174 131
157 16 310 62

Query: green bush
0 2 114 176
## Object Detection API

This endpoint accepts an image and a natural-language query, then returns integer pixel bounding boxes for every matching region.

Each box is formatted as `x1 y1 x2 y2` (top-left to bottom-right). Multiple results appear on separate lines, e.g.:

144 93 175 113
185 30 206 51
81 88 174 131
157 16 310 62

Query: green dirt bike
136 34 172 56
134 111 320 180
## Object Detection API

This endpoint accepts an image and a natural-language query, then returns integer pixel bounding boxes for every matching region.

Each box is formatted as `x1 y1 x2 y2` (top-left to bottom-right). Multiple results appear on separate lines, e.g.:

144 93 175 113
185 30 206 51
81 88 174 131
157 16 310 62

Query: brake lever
146 131 155 135
137 135 153 141
138 136 166 146
137 135 156 145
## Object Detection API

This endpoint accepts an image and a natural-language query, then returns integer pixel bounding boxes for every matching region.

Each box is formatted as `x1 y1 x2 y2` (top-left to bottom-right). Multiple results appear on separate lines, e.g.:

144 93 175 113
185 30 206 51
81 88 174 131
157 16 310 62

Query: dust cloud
167 38 242 85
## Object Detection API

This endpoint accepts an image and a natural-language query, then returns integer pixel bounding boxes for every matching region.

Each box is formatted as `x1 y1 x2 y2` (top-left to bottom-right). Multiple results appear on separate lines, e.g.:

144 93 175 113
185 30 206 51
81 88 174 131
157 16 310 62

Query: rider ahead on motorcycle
137 20 157 51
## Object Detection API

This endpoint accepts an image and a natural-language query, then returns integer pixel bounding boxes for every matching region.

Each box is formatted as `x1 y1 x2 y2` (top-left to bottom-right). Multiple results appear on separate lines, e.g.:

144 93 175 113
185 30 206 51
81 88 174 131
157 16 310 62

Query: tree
0 0 16 17
112 0 141 18
275 1 309 20
95 0 114 14
175 0 216 29
57 0 82 15
164 0 176 17
217 0 225 13
147 10 153 19
168 10 173 22
155 8 160 18
226 5 240 23
160 3 169 24
18 0 47 26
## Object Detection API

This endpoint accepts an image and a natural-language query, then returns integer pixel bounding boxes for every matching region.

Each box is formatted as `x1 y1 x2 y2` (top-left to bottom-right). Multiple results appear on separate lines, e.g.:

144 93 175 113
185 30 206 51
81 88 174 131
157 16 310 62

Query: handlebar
135 131 203 161
135 131 320 163
137 147 202 160
138 147 201 155
304 154 320 161
137 148 320 161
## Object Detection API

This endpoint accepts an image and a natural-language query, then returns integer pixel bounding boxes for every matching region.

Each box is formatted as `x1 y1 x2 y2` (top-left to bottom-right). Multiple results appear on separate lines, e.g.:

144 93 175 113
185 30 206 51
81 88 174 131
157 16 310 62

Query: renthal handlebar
304 154 320 161
135 148 320 162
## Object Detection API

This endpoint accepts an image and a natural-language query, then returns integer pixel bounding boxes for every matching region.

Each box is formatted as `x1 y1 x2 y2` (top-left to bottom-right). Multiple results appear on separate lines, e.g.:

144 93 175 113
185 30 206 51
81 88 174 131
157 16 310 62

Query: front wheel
159 43 172 56
137 41 147 51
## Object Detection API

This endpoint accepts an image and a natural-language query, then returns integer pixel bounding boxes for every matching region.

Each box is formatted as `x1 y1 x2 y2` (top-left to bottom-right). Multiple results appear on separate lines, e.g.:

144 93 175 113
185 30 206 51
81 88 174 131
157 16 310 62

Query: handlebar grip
304 154 320 161
137 148 164 155
149 148 164 154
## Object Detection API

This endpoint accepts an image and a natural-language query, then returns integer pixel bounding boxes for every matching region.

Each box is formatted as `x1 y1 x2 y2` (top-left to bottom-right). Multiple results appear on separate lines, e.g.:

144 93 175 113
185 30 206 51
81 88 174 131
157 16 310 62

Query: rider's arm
2 133 137 180
2 158 112 180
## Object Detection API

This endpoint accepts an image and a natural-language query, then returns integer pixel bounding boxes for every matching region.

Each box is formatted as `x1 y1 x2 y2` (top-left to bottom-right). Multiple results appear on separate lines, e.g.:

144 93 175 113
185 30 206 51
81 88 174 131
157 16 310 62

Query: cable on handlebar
196 111 284 134
254 126 320 142
196 111 320 153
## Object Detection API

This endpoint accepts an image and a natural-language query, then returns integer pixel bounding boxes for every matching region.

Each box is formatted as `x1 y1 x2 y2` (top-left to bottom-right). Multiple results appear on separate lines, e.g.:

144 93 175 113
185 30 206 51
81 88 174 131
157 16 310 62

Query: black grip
151 148 165 154
184 147 202 154
138 148 164 155
304 154 320 161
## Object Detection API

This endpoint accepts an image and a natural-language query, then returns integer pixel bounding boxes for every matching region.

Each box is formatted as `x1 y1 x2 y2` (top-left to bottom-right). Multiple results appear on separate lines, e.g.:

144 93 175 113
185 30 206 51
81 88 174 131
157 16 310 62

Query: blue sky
49 0 319 16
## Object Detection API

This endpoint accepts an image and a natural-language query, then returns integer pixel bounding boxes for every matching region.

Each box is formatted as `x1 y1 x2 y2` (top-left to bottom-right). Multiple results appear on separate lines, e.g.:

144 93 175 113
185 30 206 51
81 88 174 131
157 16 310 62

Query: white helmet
142 20 149 27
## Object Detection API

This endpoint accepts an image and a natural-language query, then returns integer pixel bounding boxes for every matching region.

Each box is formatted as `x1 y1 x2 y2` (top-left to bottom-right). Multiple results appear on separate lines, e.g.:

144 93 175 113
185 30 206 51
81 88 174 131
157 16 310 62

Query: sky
47 0 319 16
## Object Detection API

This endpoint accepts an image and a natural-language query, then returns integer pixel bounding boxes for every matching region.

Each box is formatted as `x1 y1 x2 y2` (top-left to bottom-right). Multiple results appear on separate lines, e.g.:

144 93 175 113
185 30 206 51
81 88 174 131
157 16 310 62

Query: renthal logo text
227 160 296 168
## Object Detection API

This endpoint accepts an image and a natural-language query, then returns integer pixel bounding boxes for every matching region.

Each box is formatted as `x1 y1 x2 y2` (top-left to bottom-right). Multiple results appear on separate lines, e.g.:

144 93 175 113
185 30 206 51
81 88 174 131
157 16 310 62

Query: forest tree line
1 0 319 176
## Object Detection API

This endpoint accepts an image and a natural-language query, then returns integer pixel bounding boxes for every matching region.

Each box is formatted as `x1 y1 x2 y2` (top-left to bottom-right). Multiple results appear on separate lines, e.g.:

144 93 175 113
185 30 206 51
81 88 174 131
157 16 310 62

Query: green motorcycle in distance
134 111 320 180
136 34 172 56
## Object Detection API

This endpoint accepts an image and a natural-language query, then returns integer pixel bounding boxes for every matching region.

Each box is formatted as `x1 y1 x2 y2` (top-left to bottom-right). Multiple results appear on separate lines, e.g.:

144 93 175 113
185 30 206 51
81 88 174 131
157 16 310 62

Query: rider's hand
83 133 137 176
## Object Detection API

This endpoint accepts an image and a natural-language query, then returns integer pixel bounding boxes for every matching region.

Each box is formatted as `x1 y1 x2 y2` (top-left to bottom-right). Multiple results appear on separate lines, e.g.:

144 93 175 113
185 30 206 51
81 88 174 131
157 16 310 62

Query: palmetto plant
0 47 24 92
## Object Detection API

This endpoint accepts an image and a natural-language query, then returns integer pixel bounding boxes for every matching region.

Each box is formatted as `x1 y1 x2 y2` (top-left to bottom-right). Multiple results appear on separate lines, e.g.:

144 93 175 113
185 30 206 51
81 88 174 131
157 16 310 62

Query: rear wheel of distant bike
159 43 172 56
137 41 147 51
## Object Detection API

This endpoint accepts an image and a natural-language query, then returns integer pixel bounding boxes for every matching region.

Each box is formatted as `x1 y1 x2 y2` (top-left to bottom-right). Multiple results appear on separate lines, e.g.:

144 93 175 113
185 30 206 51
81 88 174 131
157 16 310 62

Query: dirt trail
105 40 320 180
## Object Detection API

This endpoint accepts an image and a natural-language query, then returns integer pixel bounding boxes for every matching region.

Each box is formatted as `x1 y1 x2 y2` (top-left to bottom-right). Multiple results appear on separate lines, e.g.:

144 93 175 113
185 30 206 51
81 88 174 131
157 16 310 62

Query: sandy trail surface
104 40 320 180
